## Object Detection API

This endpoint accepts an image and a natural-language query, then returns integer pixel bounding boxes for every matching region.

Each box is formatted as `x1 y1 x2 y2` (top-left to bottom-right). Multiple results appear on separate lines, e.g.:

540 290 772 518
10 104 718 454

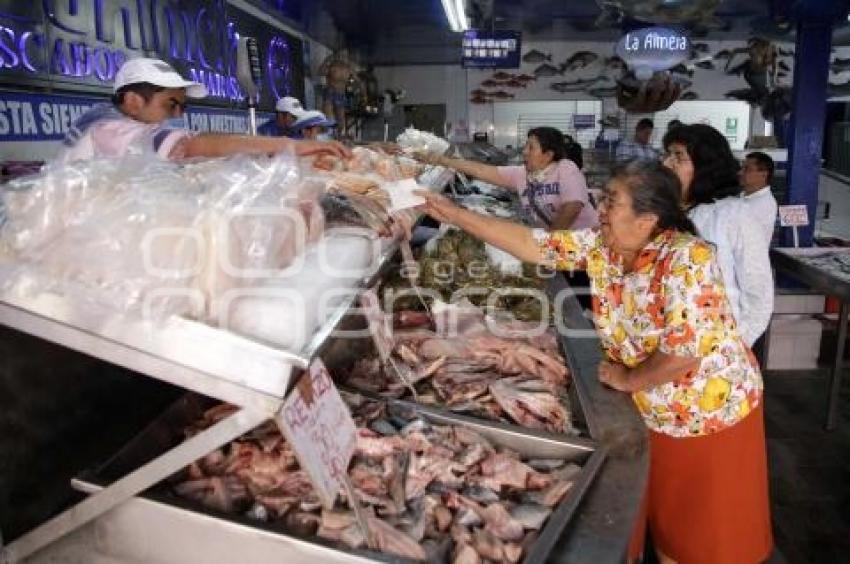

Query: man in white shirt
738 151 778 363
739 152 778 245
59 58 348 163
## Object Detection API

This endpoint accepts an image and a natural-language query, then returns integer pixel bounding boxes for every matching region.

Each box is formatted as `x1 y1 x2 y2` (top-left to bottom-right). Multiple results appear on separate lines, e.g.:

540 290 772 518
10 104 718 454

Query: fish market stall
0 137 647 563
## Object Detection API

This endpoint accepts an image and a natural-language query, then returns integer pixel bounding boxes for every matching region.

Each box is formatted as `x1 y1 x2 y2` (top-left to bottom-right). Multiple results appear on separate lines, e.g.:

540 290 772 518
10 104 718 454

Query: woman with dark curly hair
662 124 773 346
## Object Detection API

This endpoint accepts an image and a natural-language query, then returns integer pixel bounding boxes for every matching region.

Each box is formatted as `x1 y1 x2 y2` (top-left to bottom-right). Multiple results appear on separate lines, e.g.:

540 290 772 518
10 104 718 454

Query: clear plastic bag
396 127 450 155
0 153 325 323
1 157 206 319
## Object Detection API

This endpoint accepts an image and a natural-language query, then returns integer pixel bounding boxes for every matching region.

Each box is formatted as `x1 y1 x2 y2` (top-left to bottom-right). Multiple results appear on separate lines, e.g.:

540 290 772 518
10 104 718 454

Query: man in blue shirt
257 96 305 138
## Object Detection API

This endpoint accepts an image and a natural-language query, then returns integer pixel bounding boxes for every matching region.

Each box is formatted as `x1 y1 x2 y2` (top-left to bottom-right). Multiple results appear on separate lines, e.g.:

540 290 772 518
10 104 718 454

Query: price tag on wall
361 288 394 361
277 359 357 509
778 204 810 227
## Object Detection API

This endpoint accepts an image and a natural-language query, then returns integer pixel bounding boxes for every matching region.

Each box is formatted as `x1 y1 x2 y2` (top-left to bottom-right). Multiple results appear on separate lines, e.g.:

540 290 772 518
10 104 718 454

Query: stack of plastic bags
0 154 378 352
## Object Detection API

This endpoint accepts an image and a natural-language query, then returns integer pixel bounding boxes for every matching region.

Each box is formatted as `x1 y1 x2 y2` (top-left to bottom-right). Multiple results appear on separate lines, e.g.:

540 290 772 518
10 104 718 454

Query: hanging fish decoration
680 91 699 101
488 91 515 100
670 64 694 77
605 56 627 72
505 79 528 88
562 51 599 72
695 60 715 70
481 79 501 87
533 63 563 78
588 86 618 98
616 71 683 112
515 74 537 82
492 71 514 80
470 89 487 97
522 50 552 64
550 77 603 93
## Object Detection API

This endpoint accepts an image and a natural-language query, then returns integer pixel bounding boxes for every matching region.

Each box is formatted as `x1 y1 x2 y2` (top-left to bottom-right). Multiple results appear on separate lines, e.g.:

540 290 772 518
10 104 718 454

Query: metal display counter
770 246 850 430
66 394 604 564
0 162 649 563
0 167 450 562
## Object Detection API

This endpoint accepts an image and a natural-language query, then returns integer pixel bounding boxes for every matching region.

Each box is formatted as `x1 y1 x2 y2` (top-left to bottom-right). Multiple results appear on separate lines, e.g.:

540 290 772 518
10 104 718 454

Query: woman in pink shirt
416 127 598 230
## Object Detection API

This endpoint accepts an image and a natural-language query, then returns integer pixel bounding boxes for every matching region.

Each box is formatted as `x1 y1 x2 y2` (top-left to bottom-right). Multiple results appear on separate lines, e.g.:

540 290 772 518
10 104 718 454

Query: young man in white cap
257 96 304 137
59 58 348 162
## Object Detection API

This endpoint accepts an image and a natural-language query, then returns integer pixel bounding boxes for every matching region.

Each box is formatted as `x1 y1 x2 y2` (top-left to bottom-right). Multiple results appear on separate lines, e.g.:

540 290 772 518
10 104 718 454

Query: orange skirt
629 403 773 564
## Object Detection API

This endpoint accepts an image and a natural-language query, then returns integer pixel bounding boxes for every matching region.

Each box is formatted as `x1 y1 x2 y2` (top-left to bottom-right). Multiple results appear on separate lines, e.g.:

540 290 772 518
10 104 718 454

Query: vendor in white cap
257 96 304 137
58 58 349 162
291 110 337 140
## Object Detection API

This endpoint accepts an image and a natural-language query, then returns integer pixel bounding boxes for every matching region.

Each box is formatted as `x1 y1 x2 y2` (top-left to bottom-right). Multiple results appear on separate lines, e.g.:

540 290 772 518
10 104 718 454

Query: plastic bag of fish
174 398 581 563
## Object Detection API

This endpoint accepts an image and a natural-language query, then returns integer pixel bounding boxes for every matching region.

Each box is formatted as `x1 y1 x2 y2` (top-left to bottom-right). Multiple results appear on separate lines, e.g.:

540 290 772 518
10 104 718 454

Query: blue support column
784 19 833 247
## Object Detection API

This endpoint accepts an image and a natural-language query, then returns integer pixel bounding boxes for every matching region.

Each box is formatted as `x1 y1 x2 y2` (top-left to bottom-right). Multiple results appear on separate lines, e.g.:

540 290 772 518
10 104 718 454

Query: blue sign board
615 27 690 80
0 90 272 142
0 0 303 111
462 30 521 69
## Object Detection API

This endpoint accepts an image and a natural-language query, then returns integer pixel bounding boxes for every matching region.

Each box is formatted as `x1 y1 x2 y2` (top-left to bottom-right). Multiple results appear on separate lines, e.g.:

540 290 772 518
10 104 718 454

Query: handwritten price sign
277 359 357 508
779 204 809 227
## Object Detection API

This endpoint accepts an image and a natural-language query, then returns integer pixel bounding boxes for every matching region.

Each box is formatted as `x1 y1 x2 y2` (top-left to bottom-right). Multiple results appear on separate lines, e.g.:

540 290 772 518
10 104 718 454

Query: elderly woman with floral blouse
415 161 772 564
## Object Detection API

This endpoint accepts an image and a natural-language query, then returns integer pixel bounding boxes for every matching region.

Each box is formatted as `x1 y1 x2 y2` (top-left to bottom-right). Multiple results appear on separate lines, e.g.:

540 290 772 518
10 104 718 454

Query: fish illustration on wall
522 49 552 64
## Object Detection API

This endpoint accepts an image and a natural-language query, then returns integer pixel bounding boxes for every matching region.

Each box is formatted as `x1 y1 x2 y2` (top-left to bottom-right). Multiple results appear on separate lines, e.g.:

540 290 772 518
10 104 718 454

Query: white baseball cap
114 57 207 98
275 96 304 115
293 110 336 130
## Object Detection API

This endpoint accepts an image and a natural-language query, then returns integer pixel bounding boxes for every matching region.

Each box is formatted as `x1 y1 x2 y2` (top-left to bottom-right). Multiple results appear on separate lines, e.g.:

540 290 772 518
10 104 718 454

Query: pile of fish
342 297 572 434
174 397 581 563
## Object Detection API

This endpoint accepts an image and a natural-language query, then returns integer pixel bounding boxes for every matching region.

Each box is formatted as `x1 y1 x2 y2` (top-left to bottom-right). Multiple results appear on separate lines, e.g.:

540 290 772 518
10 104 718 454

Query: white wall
374 65 469 136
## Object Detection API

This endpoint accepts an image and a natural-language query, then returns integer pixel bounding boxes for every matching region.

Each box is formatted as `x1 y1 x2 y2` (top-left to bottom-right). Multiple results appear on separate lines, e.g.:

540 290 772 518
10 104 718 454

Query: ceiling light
440 0 469 32
440 0 459 31
454 0 469 31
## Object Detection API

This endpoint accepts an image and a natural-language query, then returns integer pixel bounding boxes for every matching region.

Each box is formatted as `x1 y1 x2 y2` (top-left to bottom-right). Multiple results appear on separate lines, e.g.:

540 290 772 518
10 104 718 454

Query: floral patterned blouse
535 228 763 437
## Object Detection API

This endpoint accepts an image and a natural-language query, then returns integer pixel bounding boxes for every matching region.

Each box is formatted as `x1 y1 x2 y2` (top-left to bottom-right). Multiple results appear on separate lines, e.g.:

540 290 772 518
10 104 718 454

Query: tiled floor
764 369 850 564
